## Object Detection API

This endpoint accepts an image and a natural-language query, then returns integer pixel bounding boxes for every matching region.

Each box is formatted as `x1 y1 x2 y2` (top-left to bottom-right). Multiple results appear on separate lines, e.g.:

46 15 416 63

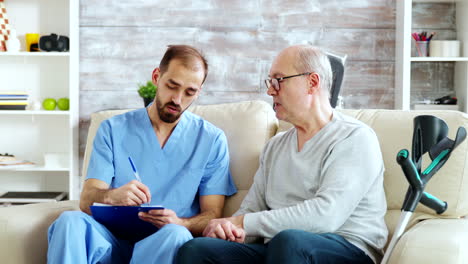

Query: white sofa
1 100 468 263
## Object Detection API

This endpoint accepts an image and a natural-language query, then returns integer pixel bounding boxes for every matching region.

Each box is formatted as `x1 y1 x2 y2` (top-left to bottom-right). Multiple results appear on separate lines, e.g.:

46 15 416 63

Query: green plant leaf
137 80 158 99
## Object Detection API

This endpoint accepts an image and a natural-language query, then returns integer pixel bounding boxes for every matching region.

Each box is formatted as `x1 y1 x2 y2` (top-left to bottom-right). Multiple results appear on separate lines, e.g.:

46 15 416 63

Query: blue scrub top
86 107 237 218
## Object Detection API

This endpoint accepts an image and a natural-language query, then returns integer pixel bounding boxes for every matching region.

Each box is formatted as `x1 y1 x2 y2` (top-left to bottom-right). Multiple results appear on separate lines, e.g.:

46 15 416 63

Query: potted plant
137 81 157 106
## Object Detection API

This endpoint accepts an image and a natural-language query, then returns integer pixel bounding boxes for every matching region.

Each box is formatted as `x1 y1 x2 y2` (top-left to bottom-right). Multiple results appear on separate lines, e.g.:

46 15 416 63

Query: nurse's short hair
159 45 209 84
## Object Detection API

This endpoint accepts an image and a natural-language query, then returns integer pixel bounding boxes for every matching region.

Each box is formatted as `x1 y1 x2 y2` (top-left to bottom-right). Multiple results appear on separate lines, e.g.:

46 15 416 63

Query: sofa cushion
0 200 79 263
188 101 278 216
82 101 278 217
387 218 468 264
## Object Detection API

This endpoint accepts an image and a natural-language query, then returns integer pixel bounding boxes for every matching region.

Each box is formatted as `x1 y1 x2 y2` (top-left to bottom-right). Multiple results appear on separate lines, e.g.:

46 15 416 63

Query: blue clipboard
90 204 164 241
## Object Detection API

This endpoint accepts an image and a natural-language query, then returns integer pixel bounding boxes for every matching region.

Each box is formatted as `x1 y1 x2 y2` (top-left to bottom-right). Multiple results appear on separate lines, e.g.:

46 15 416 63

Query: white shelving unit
411 57 468 62
0 0 79 200
396 0 468 111
0 52 71 57
0 110 70 115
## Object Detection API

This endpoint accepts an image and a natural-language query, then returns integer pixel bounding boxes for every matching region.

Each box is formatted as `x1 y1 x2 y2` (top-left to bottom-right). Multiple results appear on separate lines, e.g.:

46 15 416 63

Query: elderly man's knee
178 237 212 253
176 238 213 264
270 229 306 248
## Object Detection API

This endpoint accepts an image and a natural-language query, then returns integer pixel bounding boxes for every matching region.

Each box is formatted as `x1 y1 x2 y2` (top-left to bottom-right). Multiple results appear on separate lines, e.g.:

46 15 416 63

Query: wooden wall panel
341 61 395 109
79 0 458 172
411 62 455 103
412 3 455 29
79 61 394 118
80 27 395 94
80 0 394 28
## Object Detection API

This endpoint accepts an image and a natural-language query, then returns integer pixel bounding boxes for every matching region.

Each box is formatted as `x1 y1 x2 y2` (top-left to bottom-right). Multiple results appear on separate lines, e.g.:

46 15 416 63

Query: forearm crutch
381 115 466 264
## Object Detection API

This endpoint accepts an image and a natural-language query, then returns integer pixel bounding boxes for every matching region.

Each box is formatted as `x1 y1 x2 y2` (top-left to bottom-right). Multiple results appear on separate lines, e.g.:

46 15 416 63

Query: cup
44 153 68 168
25 33 40 52
415 41 429 57
430 40 460 57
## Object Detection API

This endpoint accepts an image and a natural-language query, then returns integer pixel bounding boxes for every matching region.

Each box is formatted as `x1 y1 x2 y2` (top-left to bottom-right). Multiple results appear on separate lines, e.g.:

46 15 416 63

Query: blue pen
128 156 150 205
128 156 142 182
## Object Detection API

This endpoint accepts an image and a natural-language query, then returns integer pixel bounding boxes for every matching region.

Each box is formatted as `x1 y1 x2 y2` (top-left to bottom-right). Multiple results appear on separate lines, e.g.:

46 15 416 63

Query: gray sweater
234 111 388 263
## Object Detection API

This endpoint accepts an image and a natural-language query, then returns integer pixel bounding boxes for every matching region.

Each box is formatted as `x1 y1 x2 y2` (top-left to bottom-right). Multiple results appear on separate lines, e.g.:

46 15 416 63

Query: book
0 159 35 169
0 100 28 105
0 91 28 95
0 95 28 100
0 92 29 102
90 203 165 241
0 91 28 97
0 105 27 110
0 153 16 162
0 191 67 203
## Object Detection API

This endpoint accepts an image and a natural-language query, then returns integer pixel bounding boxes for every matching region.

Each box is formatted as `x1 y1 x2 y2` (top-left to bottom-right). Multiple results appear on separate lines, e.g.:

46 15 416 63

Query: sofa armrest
0 200 80 264
389 218 468 264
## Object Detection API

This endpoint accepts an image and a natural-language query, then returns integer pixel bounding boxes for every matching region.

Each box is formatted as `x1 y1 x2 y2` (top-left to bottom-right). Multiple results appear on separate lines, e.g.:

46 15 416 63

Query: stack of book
0 153 35 169
0 191 67 205
0 91 29 110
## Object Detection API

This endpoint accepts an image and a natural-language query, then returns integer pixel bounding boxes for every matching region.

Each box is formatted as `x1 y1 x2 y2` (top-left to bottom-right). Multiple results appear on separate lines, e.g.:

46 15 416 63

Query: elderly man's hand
202 216 245 243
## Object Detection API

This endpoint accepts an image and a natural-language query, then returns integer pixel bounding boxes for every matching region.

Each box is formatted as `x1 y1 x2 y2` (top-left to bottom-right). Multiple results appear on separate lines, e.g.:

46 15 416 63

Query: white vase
6 29 21 52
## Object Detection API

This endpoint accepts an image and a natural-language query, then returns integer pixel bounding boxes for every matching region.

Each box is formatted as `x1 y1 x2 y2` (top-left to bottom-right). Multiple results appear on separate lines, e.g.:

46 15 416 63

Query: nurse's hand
138 209 184 228
107 180 151 206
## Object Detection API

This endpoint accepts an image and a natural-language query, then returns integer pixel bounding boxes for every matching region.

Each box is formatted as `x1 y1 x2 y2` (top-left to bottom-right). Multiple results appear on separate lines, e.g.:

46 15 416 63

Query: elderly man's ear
307 73 320 94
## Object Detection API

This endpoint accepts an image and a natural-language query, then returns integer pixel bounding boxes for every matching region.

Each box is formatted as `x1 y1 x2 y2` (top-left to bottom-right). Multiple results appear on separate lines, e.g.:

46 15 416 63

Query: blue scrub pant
47 211 193 264
176 229 374 264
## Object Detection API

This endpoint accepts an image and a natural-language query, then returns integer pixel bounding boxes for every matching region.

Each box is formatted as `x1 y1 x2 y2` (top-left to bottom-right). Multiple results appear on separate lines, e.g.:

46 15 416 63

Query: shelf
413 0 456 2
413 104 460 111
0 110 70 115
0 166 69 172
411 57 468 62
0 52 70 57
0 191 68 204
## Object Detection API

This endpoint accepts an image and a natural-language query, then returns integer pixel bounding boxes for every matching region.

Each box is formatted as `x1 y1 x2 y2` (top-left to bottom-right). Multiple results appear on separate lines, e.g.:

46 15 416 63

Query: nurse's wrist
102 189 114 204
178 217 189 228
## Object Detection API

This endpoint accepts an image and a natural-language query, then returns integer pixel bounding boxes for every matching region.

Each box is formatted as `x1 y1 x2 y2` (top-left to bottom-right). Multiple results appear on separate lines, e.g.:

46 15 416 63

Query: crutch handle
397 150 424 212
421 192 447 214
397 149 423 189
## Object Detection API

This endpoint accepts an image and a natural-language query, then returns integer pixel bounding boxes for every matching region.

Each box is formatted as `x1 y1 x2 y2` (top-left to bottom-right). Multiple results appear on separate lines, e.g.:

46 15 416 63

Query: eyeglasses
264 72 311 91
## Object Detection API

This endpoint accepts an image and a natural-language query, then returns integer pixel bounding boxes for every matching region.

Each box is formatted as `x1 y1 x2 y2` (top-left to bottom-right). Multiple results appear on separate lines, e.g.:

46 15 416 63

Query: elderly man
176 45 388 264
47 45 237 264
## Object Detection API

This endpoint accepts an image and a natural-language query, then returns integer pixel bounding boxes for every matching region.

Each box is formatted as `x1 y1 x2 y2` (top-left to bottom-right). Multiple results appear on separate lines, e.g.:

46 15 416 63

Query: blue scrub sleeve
86 121 115 184
199 132 237 196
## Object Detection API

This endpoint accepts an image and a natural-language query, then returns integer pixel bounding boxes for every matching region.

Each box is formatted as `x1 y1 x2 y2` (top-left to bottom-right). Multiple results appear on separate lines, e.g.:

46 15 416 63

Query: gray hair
293 45 332 94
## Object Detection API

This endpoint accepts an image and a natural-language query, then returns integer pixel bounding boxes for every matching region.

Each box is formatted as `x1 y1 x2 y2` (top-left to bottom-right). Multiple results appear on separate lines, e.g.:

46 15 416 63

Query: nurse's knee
53 211 90 227
49 210 91 238
159 224 192 239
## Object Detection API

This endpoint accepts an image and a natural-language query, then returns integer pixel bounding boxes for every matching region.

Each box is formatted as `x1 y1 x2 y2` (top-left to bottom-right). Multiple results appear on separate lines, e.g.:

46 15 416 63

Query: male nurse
47 45 237 264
